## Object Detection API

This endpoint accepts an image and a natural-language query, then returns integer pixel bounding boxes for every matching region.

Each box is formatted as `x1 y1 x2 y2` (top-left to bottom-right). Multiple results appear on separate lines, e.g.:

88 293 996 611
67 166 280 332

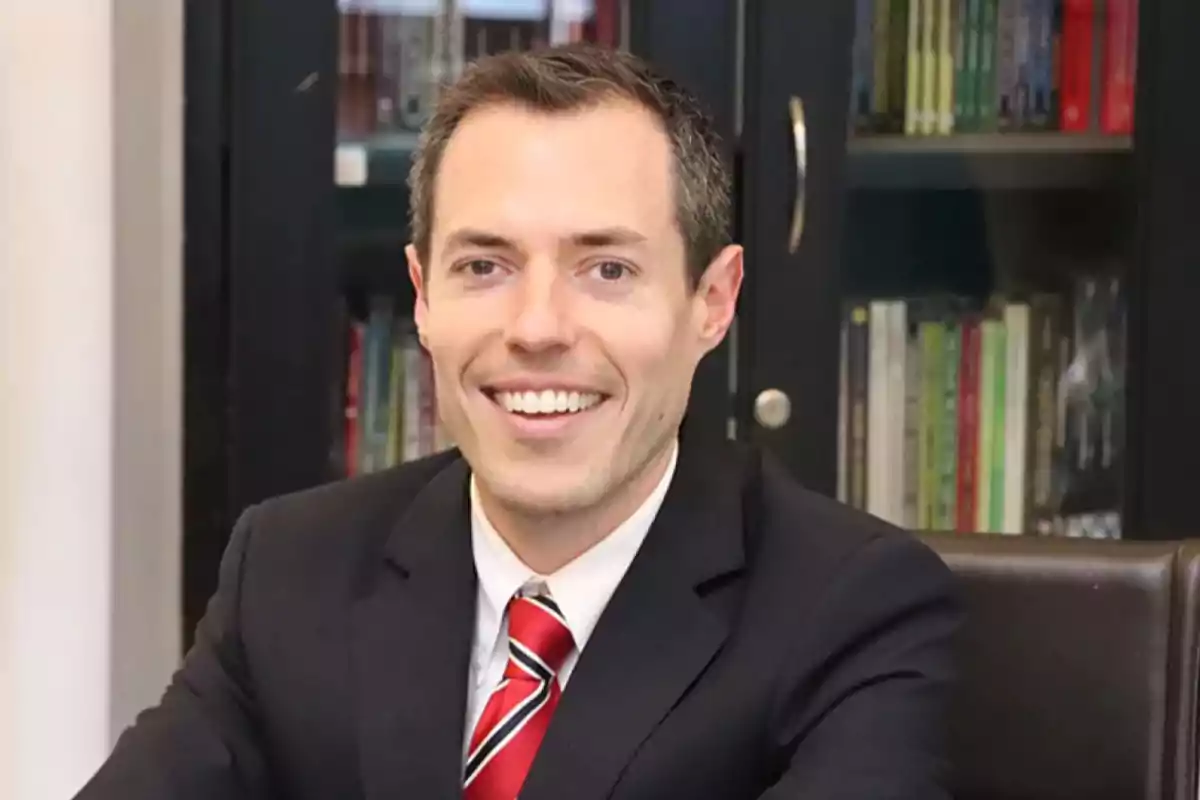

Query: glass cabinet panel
837 0 1135 540
336 0 624 187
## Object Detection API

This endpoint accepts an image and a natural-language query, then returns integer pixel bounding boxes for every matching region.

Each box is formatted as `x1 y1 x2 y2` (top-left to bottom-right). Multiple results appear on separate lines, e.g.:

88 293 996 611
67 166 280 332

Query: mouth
481 386 611 434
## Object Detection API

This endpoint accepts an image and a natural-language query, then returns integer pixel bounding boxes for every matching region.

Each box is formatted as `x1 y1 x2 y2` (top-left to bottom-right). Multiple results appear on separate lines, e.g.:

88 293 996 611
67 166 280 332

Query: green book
989 320 1008 532
977 0 999 130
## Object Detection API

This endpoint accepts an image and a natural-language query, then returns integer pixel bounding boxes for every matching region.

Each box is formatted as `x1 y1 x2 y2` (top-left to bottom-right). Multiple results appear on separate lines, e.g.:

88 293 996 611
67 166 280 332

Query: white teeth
495 389 602 415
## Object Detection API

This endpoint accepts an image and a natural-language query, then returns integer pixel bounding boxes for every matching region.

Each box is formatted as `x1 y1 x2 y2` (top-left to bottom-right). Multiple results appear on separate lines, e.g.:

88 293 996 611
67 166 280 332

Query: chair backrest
920 533 1194 800
1169 542 1200 800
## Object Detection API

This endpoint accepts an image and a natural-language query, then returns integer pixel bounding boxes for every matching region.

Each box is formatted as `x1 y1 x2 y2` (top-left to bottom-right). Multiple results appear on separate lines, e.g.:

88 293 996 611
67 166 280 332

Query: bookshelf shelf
851 132 1134 154
847 133 1135 191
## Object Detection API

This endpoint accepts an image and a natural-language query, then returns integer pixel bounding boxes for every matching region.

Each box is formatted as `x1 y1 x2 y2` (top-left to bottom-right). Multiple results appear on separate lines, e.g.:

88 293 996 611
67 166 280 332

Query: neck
476 441 676 575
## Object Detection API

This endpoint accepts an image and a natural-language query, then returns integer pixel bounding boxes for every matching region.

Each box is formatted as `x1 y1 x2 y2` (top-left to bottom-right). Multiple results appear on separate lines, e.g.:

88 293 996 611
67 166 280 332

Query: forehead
431 99 677 243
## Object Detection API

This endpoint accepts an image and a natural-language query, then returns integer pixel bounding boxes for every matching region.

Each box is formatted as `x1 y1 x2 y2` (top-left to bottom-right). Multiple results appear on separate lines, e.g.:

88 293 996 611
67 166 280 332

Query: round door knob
754 388 791 429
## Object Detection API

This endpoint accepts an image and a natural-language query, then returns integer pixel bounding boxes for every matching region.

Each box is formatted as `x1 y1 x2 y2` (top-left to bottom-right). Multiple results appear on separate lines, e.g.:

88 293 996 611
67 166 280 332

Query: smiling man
75 44 963 800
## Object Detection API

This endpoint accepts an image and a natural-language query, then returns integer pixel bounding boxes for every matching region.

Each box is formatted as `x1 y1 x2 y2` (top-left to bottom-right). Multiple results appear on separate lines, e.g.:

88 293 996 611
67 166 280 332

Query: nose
505 266 574 354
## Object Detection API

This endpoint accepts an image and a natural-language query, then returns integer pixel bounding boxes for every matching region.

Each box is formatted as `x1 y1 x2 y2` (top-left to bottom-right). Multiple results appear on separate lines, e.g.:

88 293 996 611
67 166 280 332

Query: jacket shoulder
239 449 464 573
746 451 952 588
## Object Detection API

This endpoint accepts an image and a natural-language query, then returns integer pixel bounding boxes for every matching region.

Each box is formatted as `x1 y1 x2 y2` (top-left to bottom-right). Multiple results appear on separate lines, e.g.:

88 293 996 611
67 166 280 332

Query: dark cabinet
185 0 1200 639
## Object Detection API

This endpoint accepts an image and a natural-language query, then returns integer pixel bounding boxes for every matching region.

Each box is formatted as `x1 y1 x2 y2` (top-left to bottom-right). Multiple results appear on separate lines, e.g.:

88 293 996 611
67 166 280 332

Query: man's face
407 98 741 518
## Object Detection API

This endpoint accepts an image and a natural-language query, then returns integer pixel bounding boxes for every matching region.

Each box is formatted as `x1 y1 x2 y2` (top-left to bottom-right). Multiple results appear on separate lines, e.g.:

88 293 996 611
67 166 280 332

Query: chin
476 459 610 517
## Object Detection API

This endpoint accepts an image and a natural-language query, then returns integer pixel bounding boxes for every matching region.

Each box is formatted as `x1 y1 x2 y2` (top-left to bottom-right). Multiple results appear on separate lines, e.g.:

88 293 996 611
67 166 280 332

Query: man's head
405 43 742 526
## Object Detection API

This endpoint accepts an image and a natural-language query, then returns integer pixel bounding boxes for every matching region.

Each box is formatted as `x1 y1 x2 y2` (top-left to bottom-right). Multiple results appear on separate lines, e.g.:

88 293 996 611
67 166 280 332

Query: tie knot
505 593 574 679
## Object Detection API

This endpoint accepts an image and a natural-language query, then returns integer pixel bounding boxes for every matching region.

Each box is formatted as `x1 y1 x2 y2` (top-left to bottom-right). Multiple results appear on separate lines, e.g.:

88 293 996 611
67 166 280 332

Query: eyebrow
569 227 648 248
441 226 648 254
443 228 514 253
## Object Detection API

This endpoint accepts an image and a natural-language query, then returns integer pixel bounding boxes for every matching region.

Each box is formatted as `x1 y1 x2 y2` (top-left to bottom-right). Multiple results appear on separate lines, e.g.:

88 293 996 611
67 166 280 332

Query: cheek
421 303 491 367
422 340 472 405
603 318 694 393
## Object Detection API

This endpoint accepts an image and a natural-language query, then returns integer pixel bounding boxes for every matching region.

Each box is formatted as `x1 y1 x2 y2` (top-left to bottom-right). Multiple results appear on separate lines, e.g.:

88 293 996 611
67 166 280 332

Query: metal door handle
788 95 807 254
754 388 792 429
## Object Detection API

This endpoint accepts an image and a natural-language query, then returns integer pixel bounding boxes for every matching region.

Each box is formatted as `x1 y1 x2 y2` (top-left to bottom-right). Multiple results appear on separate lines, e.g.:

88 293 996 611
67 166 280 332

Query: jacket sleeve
759 532 964 800
74 505 273 800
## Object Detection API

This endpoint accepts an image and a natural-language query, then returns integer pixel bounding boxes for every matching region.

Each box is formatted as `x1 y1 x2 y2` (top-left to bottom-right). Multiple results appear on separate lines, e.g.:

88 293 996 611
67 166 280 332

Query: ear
692 243 744 355
405 243 429 348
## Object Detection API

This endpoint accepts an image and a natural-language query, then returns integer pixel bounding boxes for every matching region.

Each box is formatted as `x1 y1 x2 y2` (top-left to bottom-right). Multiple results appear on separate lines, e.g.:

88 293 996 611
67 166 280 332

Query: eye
465 259 498 277
593 260 631 281
450 258 508 283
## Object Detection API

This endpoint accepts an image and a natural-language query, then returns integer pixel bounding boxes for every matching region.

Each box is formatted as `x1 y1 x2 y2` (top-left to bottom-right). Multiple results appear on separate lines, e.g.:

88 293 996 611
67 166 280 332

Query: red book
1101 0 1137 133
956 319 982 533
1059 0 1095 131
593 0 620 48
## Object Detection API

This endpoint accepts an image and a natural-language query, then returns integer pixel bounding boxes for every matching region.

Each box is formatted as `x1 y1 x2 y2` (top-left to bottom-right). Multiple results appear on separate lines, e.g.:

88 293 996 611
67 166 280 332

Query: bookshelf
739 0 1200 542
187 0 1200 640
833 0 1142 538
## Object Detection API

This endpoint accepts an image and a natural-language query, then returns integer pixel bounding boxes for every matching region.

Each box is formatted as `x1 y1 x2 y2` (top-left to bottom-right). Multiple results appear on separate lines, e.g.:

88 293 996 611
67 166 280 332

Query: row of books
337 0 620 139
849 0 1138 136
837 276 1125 539
335 295 453 478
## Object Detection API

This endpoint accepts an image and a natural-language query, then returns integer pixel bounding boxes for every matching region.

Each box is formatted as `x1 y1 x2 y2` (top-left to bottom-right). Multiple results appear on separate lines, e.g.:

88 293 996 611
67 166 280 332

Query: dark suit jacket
76 437 963 800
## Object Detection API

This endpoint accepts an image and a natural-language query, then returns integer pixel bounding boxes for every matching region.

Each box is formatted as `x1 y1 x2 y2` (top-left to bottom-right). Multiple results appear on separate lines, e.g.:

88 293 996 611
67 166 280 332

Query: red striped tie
464 592 574 800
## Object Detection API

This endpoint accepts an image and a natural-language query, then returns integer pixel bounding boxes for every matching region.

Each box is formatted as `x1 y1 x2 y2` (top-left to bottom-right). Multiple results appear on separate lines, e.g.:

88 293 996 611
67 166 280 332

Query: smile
492 389 604 416
481 386 611 437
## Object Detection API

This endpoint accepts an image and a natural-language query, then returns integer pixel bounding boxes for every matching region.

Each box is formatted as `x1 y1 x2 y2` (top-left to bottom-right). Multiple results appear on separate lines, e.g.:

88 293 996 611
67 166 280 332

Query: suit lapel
351 456 477 800
519 438 752 800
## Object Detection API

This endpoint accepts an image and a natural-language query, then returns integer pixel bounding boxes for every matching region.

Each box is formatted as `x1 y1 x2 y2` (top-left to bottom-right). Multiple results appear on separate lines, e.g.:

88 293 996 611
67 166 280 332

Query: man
76 44 962 800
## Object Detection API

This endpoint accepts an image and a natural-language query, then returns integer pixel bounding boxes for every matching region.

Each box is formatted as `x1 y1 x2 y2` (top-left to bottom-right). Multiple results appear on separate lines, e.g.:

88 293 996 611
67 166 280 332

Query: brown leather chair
921 533 1200 800
1169 541 1200 800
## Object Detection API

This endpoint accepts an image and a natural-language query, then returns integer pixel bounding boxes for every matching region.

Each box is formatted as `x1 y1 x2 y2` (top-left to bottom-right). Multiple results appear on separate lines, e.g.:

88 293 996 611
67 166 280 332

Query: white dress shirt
463 440 679 755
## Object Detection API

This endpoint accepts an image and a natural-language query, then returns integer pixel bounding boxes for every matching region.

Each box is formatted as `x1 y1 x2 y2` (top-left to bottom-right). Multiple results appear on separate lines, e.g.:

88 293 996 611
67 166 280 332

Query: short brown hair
407 43 731 288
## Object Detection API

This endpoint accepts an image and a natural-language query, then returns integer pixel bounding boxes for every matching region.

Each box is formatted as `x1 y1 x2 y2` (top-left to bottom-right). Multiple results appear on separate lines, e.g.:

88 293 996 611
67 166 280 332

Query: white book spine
921 0 938 133
1003 303 1030 534
887 300 909 525
906 0 923 134
867 301 892 521
938 0 956 133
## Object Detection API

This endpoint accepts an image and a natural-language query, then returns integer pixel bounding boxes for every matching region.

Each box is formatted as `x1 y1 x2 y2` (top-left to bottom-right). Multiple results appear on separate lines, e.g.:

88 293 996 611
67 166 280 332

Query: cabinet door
746 0 1150 540
740 0 858 496
214 0 639 642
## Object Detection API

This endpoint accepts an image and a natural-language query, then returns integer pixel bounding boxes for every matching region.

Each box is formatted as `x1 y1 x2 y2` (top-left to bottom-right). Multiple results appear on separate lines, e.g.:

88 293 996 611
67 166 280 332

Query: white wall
0 2 184 798
111 0 185 755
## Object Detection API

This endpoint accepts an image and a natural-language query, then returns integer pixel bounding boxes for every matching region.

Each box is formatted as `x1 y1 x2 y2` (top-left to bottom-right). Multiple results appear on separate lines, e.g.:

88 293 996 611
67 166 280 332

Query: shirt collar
470 440 679 651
